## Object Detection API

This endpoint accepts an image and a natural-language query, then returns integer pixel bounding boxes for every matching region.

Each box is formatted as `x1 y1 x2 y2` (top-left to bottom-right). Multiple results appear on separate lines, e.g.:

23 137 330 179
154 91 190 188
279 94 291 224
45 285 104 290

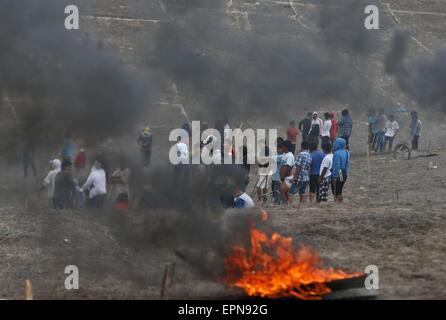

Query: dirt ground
0 142 445 300
1 0 446 300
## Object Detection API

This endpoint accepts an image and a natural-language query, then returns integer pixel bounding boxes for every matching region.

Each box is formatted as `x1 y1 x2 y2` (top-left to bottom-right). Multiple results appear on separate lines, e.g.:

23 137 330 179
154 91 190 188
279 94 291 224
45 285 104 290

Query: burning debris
224 212 362 300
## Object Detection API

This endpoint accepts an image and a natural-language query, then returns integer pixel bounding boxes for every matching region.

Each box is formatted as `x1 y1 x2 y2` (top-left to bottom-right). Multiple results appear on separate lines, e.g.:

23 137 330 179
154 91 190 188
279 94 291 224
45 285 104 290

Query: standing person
291 141 312 204
271 141 284 205
74 148 86 173
383 114 399 151
318 143 333 202
181 121 192 145
53 159 76 209
329 112 339 143
286 121 299 155
321 112 332 146
223 118 231 140
279 141 296 205
96 151 110 184
374 108 387 152
173 136 190 184
332 138 350 203
22 140 37 178
110 158 131 209
175 136 189 164
338 109 353 146
308 112 323 148
298 112 312 144
308 142 324 203
256 140 271 203
61 132 74 160
138 126 153 166
368 108 379 150
410 111 422 151
41 159 61 206
81 160 107 208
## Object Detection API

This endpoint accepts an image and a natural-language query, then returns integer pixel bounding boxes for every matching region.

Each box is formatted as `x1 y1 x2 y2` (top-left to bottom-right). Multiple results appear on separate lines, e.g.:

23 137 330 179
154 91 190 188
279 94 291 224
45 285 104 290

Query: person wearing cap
308 112 323 149
138 126 153 166
41 159 62 207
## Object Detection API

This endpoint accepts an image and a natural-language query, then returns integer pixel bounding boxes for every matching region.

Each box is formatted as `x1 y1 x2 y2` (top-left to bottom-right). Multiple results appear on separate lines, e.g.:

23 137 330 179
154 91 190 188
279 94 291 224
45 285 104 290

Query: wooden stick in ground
160 265 169 300
25 279 33 300
366 143 372 185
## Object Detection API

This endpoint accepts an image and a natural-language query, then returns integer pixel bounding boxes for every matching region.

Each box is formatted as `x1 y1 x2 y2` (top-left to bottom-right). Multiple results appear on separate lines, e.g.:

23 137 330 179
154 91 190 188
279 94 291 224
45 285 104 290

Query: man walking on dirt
138 126 153 166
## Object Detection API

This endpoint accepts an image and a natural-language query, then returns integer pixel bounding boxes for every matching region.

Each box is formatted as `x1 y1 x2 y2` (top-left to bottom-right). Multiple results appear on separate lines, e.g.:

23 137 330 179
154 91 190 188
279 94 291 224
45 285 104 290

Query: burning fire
225 212 362 300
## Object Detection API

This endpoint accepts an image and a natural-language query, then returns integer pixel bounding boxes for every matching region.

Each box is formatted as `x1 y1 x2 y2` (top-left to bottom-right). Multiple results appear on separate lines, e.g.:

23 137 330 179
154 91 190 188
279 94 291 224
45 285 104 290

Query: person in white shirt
81 160 107 208
318 143 333 202
308 111 323 148
279 141 296 205
383 114 399 151
41 159 61 206
321 112 332 146
176 138 189 164
234 187 255 209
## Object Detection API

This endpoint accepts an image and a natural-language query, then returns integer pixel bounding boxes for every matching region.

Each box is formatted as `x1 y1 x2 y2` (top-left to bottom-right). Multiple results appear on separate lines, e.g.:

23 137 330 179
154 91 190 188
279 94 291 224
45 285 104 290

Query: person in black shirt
53 159 76 209
298 112 312 143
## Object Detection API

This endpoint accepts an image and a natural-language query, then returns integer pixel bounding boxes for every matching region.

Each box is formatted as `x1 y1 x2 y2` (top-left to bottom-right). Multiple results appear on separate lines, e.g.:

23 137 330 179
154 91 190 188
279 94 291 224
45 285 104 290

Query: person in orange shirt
286 121 300 155
329 112 339 143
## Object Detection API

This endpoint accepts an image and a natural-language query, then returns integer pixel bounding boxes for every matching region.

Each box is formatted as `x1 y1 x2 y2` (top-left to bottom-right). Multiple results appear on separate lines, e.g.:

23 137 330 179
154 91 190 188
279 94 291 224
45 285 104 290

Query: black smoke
0 0 150 156
149 0 383 121
385 28 446 111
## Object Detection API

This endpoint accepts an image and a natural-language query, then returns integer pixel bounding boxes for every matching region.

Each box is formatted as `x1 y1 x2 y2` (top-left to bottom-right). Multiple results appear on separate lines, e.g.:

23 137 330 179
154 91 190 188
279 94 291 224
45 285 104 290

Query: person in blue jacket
331 138 350 203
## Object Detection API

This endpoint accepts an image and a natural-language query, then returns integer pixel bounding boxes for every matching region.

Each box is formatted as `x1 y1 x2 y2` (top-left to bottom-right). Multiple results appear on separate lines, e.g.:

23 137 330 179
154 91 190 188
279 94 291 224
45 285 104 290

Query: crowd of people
368 108 422 152
256 109 353 206
32 107 424 211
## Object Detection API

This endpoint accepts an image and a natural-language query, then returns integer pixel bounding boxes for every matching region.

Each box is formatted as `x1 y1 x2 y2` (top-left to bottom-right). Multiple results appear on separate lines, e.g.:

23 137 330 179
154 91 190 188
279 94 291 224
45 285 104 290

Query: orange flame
225 216 362 300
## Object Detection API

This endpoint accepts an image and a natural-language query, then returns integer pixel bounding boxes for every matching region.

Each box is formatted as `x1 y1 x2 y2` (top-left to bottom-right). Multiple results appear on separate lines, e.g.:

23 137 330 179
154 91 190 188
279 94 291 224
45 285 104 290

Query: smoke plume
386 28 446 111
0 0 150 155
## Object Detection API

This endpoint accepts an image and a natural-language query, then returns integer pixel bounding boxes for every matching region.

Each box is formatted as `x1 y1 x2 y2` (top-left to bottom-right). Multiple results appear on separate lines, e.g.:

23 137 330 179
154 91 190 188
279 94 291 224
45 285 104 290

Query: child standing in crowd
332 138 349 203
308 142 324 203
318 143 333 202
291 141 312 204
383 114 399 151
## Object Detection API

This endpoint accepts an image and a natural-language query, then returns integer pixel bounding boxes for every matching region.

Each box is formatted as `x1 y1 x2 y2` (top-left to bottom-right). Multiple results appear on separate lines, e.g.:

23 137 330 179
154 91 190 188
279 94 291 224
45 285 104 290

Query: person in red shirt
286 121 300 155
74 148 86 173
329 112 339 143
